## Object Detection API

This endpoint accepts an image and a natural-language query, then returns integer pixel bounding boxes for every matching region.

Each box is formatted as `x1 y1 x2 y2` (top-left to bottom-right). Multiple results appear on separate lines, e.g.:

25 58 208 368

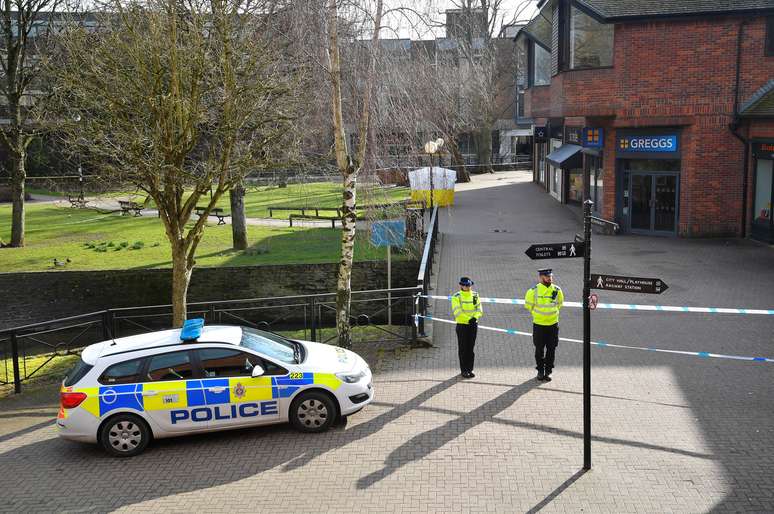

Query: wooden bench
118 200 143 216
269 200 417 219
268 205 339 218
195 206 230 225
289 214 341 228
67 194 89 209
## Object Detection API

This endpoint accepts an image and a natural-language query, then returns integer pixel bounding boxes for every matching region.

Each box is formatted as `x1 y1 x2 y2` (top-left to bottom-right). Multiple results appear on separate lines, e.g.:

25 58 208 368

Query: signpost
371 221 406 325
525 202 669 471
591 274 668 294
581 200 592 470
525 219 591 470
524 242 585 260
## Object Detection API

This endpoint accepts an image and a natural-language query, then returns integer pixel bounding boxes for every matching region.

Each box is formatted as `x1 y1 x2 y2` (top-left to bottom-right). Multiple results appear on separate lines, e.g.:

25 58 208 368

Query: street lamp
423 138 444 209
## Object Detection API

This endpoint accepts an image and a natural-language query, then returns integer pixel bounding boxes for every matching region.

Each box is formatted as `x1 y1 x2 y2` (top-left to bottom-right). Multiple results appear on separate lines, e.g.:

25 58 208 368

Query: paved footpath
1 171 773 513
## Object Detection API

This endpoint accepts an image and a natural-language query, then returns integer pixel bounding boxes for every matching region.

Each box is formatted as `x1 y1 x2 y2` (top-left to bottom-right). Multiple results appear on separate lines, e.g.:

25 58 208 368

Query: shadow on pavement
0 376 462 512
356 378 541 489
525 469 587 513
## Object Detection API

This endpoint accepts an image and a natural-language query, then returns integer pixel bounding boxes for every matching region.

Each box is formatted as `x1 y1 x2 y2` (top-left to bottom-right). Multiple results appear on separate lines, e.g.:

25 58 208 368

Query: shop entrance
629 174 678 233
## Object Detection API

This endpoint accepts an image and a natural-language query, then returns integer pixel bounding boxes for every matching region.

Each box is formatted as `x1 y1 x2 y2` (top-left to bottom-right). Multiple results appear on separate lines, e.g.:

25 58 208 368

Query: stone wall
0 260 419 330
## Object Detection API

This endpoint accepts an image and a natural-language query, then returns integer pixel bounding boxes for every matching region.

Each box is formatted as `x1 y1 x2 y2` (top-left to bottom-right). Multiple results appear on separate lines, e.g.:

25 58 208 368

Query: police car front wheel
99 413 151 457
290 391 337 433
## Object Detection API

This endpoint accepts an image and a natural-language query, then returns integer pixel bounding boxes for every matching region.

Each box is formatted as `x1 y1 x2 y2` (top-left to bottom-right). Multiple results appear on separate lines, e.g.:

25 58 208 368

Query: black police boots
536 369 545 381
543 370 552 382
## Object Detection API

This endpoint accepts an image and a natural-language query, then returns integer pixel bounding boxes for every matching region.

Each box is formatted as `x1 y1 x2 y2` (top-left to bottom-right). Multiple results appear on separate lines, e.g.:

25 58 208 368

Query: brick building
517 0 774 241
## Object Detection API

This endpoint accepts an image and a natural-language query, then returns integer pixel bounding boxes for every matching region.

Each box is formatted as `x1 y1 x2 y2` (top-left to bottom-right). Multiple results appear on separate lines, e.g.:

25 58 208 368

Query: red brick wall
524 85 551 119
528 15 774 237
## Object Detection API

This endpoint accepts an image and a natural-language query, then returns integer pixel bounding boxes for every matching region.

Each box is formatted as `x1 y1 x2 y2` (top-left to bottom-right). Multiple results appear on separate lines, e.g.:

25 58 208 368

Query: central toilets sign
617 134 678 153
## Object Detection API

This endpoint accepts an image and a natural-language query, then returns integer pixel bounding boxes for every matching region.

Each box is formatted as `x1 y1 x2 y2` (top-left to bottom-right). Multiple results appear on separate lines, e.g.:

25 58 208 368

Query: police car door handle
208 387 226 393
142 391 158 397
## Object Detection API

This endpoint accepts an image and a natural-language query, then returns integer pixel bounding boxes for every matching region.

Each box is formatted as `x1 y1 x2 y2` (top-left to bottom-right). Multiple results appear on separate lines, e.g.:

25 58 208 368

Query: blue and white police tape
421 294 774 316
416 315 774 363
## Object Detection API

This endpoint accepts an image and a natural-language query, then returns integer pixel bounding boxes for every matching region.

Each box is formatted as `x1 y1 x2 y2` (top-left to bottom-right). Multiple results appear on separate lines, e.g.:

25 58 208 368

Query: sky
381 0 540 40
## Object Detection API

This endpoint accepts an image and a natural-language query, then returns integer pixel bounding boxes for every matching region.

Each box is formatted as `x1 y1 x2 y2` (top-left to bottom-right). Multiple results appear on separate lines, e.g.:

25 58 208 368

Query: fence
0 287 423 394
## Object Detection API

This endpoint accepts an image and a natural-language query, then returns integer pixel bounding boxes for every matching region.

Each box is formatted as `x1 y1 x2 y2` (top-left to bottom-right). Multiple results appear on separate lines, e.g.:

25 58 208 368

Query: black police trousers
456 322 478 374
533 323 559 373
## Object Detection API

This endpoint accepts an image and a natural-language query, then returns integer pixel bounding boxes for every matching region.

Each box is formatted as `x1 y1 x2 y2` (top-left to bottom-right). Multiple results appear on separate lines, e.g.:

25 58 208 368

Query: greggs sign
618 134 678 153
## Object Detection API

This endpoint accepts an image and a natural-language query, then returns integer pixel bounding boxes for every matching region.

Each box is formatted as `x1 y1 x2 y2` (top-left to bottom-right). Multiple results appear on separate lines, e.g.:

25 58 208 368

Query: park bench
195 206 230 225
118 200 143 216
67 194 89 209
269 200 418 219
268 205 340 218
288 214 341 228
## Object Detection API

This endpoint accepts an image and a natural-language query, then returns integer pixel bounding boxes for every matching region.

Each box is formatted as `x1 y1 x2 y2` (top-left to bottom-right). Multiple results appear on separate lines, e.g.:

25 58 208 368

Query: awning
546 144 583 169
739 79 774 118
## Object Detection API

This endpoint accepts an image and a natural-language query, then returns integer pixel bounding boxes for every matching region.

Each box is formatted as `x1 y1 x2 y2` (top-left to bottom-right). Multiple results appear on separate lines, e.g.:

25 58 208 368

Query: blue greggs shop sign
618 134 678 153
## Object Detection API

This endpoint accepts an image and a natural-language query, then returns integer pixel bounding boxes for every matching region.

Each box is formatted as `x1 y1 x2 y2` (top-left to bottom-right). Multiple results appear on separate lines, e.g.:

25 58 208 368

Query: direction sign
590 274 669 294
525 242 585 260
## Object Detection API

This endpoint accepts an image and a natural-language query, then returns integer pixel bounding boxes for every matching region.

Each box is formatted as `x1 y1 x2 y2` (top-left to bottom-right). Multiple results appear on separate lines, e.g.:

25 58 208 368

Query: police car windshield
240 327 297 364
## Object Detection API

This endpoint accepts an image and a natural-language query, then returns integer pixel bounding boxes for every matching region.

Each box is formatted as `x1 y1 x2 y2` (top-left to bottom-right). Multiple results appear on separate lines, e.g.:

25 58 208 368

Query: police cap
459 276 474 286
537 268 553 276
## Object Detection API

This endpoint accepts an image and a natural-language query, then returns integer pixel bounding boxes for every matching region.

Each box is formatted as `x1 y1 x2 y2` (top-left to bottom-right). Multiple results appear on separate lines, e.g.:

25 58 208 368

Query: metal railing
416 206 439 338
0 205 443 395
0 286 421 394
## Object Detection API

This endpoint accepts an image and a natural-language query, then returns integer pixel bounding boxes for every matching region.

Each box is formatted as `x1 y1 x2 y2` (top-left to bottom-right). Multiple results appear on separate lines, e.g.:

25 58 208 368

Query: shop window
589 156 604 214
570 7 613 69
767 17 774 56
754 160 772 225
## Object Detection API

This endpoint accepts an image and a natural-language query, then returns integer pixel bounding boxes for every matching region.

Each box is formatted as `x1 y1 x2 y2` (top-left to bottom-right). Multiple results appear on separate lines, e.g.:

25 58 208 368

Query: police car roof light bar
180 318 205 342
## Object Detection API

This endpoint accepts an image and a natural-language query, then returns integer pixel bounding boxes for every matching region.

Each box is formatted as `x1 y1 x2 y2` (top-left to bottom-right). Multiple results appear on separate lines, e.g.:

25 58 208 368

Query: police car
57 319 373 457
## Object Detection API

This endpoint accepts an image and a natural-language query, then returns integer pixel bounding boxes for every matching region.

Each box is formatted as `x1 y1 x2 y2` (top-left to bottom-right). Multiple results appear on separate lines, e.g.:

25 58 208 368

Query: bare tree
449 0 519 172
47 0 297 326
324 0 384 347
1 0 63 247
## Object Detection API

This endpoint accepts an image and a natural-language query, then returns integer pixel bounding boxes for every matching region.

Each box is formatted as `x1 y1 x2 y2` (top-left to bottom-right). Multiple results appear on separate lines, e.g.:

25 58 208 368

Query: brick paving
1 170 773 513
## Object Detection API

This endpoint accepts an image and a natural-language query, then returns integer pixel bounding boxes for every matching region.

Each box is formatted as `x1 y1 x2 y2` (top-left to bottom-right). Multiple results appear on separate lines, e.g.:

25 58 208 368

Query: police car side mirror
251 365 265 378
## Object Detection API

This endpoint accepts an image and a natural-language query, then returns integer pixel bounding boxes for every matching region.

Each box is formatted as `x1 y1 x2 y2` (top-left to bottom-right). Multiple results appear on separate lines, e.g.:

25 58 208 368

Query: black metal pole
429 154 435 210
11 332 21 394
309 297 317 342
582 199 593 469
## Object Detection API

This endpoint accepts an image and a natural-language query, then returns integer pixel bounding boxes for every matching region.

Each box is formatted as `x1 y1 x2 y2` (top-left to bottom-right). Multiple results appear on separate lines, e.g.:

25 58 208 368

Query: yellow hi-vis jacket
451 290 483 324
524 283 564 326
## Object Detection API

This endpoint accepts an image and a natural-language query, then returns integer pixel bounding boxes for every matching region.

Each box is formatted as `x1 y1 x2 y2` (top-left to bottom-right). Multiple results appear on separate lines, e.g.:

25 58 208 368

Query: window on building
767 17 774 56
570 7 613 69
533 43 551 85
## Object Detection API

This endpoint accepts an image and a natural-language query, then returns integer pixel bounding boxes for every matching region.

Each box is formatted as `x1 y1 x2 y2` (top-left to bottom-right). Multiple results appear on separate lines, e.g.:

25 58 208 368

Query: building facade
518 0 774 241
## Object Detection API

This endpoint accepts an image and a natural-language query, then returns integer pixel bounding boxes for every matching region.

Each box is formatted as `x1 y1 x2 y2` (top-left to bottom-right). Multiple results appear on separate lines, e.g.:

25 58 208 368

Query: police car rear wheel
99 414 150 457
290 392 336 433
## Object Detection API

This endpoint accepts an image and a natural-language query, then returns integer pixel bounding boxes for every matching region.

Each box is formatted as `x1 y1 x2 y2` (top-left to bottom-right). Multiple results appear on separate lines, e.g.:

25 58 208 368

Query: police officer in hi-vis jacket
451 277 483 379
524 268 564 381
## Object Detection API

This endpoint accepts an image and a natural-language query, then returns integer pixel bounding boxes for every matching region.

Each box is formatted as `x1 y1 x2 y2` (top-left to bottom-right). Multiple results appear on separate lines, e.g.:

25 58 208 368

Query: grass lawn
0 352 79 398
0 202 414 272
238 182 411 219
50 182 412 220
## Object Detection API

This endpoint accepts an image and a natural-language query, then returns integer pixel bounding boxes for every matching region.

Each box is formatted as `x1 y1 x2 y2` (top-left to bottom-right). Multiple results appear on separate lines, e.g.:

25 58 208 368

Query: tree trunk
476 126 493 174
229 183 248 250
335 171 357 348
10 146 26 247
171 243 193 327
449 141 470 183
